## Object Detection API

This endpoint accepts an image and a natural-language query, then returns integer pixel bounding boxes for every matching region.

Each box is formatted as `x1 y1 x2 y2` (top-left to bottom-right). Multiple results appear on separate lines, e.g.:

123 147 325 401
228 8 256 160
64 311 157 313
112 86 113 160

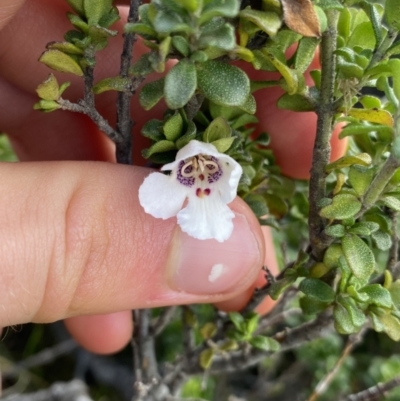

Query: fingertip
64 311 133 354
215 226 279 314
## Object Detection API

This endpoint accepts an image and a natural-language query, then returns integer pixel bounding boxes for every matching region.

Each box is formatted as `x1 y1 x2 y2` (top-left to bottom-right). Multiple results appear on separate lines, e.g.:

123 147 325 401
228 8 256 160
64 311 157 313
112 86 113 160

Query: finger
236 53 347 179
214 226 278 313
0 0 25 31
64 311 133 354
0 162 264 327
0 1 168 164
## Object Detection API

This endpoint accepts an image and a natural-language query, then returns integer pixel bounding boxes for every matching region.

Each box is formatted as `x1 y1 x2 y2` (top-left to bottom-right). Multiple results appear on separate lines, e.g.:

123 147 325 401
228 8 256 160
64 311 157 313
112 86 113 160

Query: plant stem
357 153 400 216
307 328 366 401
340 375 400 401
116 0 142 165
59 99 120 142
308 9 339 261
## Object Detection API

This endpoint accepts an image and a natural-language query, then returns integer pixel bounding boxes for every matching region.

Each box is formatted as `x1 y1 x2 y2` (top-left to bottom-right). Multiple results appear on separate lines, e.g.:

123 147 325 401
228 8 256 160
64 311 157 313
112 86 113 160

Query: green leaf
359 95 381 109
211 137 235 153
141 119 164 141
142 140 176 158
197 61 250 107
245 193 269 217
139 78 165 110
325 153 372 172
229 312 245 331
198 22 236 51
36 74 60 101
345 108 393 127
204 117 231 143
347 21 376 50
130 53 155 77
320 194 362 220
348 221 379 236
33 100 61 113
174 0 199 13
238 94 256 114
389 281 400 306
299 278 335 303
67 13 89 33
200 322 217 339
199 0 240 25
163 112 183 141
65 0 85 16
164 60 197 110
245 313 259 335
47 41 84 55
239 9 282 37
375 314 400 341
176 121 197 149
337 60 364 80
172 35 190 57
325 224 345 238
323 244 344 269
261 49 298 95
269 276 297 300
385 0 400 32
277 93 315 112
199 349 214 369
294 37 319 73
92 76 132 94
249 336 280 352
348 165 374 196
153 10 190 34
388 58 400 103
124 22 158 39
339 123 394 139
299 296 330 315
219 339 239 352
342 234 375 280
334 302 359 334
84 0 114 25
39 50 83 76
381 195 400 212
371 230 392 251
360 284 393 308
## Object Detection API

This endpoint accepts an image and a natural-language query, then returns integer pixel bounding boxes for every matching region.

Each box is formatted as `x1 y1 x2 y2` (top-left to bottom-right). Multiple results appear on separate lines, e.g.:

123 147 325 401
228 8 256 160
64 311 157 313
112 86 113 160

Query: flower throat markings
177 155 223 198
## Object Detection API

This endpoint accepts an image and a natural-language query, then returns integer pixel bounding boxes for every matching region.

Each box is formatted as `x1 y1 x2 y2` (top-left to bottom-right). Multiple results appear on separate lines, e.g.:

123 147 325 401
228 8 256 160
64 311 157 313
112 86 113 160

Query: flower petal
177 192 235 242
215 155 243 203
139 172 187 219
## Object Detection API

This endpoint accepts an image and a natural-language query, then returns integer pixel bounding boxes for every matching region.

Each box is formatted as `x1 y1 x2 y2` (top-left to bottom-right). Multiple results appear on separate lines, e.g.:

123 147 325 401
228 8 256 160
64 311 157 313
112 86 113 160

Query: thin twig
3 339 77 377
185 312 333 374
387 209 399 272
59 99 119 142
255 308 303 335
241 266 276 313
307 328 367 401
340 375 400 401
1 380 93 401
151 307 178 337
116 0 142 164
308 9 340 261
132 309 161 401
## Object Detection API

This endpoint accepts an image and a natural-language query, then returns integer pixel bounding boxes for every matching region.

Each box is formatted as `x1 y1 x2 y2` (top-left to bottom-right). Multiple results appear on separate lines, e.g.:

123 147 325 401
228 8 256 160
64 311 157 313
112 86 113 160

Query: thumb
0 161 264 327
0 0 25 31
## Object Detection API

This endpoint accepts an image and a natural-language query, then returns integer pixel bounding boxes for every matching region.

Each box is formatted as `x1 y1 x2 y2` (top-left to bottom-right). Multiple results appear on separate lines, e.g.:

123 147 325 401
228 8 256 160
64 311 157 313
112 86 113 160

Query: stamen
196 188 202 197
204 188 211 196
181 160 194 177
204 160 218 171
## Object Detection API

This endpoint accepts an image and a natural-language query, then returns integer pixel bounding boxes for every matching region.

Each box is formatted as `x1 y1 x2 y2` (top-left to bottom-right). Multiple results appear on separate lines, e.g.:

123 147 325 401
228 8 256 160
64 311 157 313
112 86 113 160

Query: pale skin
0 0 345 354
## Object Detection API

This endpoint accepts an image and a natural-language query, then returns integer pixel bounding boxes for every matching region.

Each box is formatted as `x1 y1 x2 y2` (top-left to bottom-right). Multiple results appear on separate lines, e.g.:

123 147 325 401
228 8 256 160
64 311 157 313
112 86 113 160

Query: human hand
0 0 345 353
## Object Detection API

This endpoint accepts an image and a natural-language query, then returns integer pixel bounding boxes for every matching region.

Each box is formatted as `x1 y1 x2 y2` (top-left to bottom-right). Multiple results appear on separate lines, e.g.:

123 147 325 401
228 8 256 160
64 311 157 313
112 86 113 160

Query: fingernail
168 213 262 295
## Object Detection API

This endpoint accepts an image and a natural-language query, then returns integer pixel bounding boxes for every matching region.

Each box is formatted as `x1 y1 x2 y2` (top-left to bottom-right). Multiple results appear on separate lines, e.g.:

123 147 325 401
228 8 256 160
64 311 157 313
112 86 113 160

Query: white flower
139 140 243 242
